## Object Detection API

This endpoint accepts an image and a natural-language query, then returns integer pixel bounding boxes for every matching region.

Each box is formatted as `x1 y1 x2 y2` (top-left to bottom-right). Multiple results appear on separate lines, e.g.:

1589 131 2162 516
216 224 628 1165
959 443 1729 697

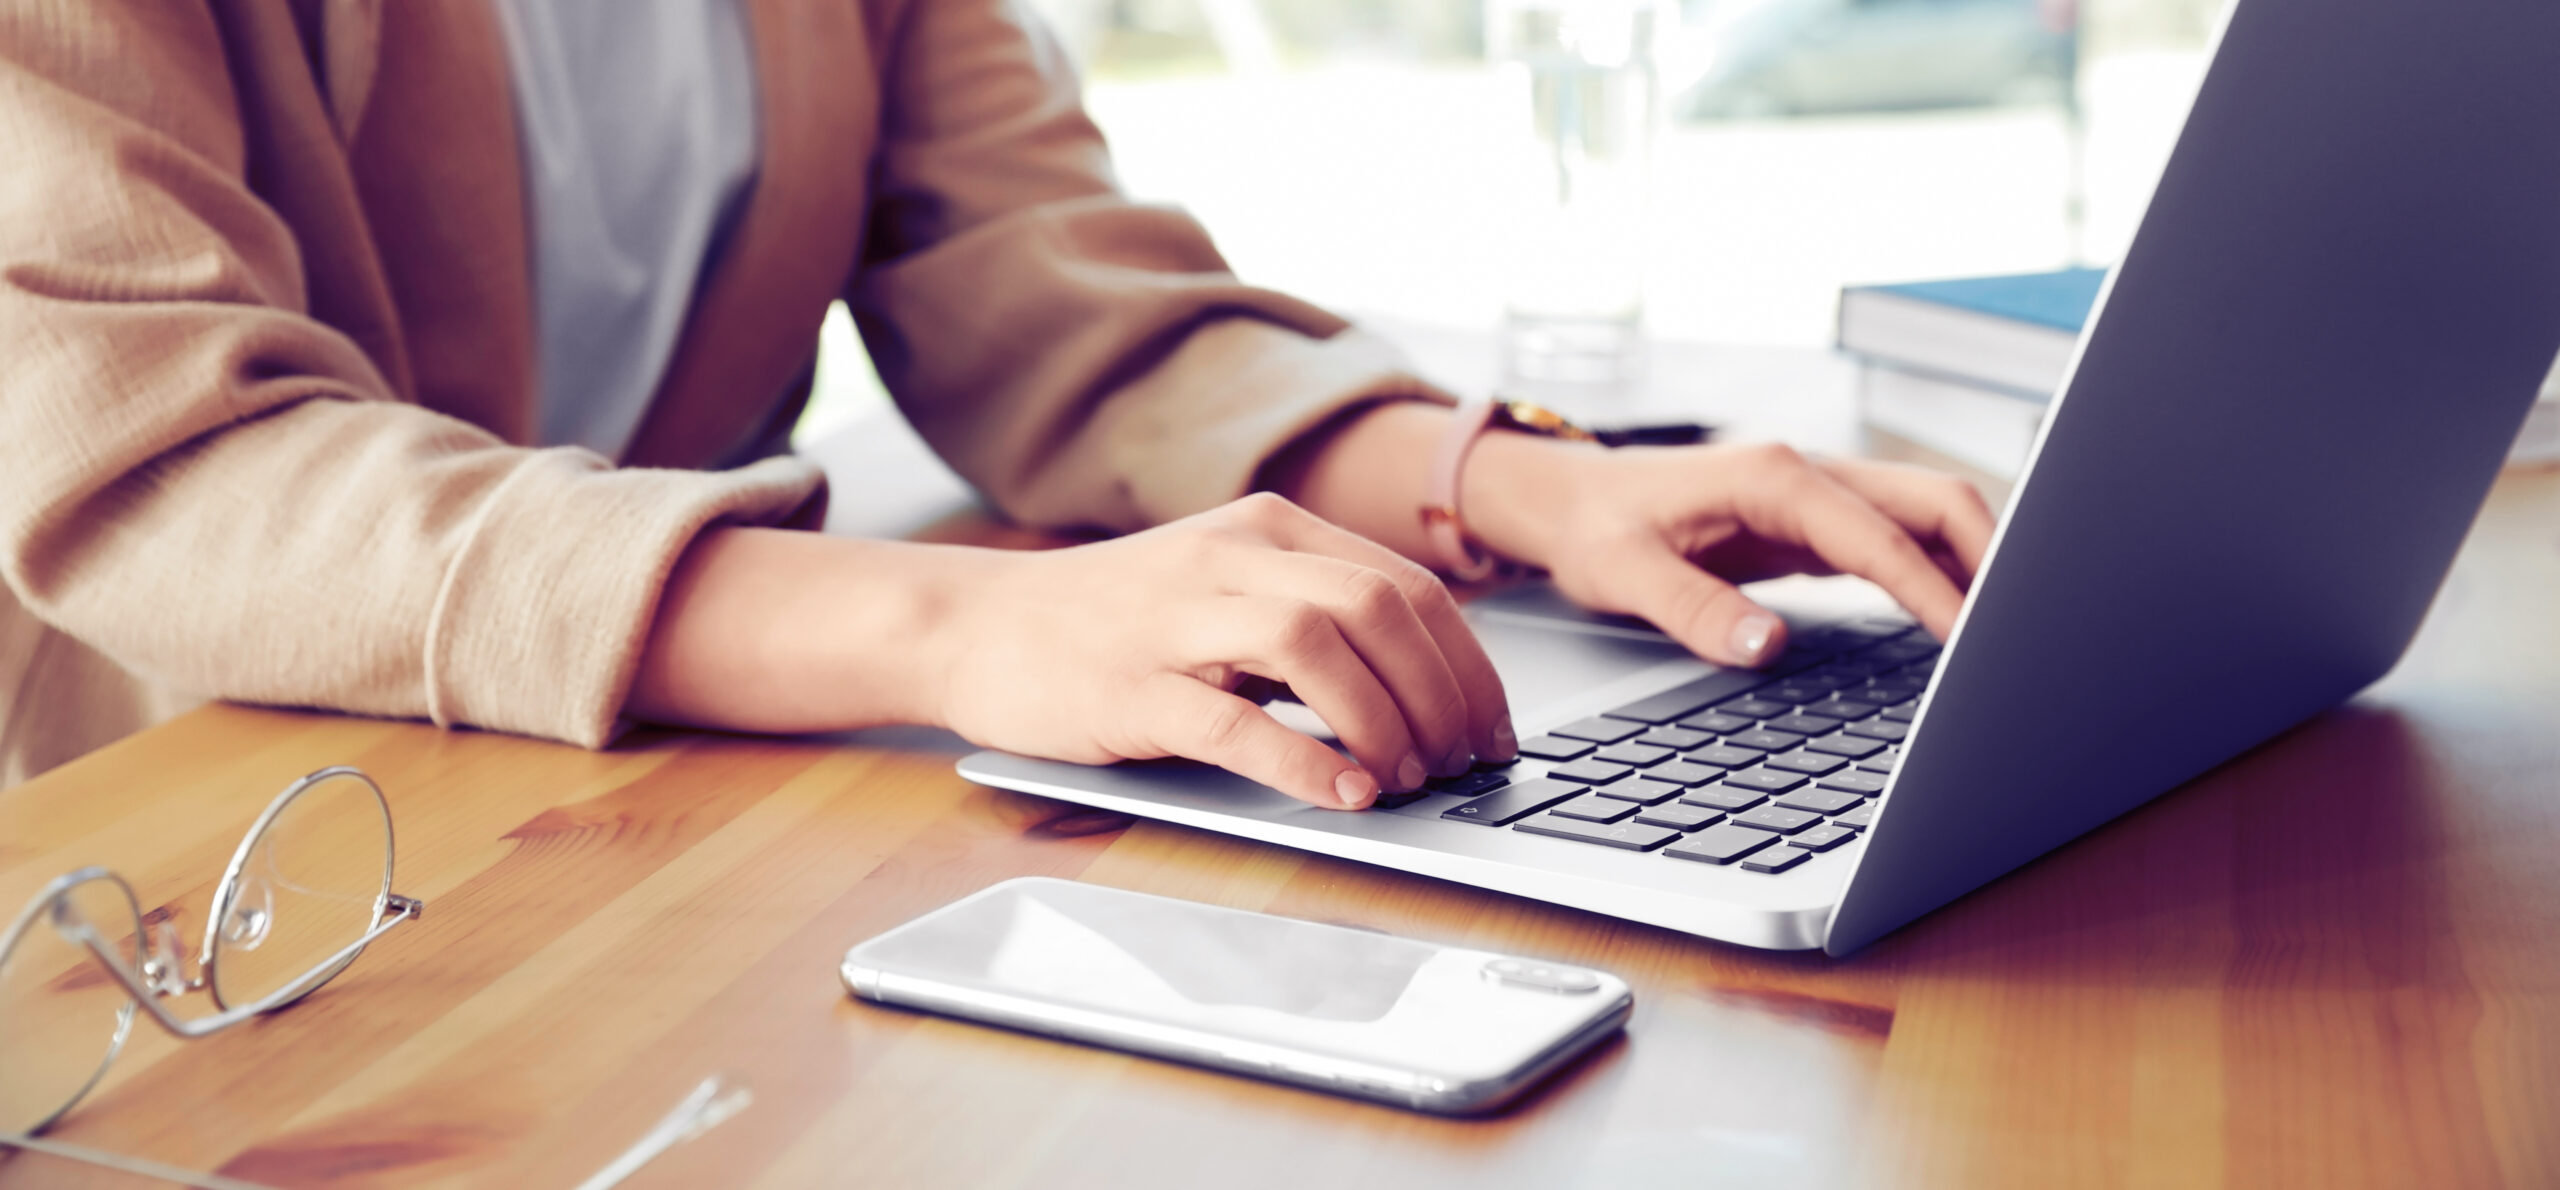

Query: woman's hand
1271 402 1997 666
1468 437 1996 666
628 499 1515 813
929 493 1515 810
633 405 1989 812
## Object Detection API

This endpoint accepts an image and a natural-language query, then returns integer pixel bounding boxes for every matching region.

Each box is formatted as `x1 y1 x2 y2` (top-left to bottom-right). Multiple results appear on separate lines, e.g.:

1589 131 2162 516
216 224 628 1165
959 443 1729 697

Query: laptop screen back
1827 0 2560 954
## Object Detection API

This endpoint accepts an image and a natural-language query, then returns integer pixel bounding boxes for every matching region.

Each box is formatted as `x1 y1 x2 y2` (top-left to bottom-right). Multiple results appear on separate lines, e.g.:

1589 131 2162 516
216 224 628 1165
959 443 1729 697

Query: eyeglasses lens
207 771 394 1011
0 875 142 1134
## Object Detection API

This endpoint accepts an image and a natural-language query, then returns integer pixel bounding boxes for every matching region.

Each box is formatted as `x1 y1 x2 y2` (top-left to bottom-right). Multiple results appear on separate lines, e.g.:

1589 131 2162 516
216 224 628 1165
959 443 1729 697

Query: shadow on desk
1859 703 2456 977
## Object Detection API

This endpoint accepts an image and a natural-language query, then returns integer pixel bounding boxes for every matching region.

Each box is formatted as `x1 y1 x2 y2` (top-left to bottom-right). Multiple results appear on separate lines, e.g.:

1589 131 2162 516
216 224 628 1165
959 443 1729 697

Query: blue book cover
1838 266 2110 398
1873 267 2107 333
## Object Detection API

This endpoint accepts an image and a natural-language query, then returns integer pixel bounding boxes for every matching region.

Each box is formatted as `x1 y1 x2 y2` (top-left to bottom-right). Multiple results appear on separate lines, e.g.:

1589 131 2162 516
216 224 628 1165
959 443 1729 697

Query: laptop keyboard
1396 615 1937 875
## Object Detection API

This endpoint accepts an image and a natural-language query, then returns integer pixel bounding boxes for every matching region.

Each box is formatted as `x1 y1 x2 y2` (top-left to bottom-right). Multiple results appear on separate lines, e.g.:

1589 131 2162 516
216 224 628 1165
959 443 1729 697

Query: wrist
1263 399 1450 563
1264 397 1603 576
629 528 983 733
1457 428 1604 572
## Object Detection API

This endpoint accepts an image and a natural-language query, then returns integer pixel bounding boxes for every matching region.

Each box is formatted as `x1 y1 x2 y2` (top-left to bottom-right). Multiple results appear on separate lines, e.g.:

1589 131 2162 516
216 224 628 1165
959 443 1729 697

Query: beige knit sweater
0 0 1437 785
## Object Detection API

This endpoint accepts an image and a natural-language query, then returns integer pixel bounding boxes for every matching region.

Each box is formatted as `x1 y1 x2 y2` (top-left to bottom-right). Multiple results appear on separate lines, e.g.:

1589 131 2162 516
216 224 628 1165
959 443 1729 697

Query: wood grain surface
2 468 2553 1190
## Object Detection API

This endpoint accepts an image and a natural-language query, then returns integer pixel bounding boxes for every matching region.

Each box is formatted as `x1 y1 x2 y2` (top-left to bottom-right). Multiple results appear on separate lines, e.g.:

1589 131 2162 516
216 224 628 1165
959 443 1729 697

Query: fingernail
1435 746 1471 778
1395 754 1427 792
1335 769 1377 808
1492 720 1519 761
1729 613 1781 665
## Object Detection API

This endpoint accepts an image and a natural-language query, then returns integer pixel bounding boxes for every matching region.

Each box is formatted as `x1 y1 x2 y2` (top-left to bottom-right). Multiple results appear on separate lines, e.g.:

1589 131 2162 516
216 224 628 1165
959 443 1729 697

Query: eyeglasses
0 766 422 1138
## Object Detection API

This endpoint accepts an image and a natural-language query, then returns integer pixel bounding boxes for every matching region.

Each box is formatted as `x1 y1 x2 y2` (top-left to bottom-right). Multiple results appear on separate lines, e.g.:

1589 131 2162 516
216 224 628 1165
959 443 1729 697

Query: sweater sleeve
0 2 823 748
850 0 1455 534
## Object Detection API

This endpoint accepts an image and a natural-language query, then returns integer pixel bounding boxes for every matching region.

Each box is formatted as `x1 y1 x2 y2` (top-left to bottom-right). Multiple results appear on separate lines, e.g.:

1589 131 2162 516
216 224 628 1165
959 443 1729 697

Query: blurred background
800 0 2229 442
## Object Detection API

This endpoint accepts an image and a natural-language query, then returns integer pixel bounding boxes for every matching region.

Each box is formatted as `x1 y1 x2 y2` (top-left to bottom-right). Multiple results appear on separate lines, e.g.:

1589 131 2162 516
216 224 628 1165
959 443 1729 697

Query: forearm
627 527 983 733
1266 401 1602 573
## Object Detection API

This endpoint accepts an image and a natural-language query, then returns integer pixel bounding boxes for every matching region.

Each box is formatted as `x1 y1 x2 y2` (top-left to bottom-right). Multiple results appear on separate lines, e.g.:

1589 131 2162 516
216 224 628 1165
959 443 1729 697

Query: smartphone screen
841 878 1631 1114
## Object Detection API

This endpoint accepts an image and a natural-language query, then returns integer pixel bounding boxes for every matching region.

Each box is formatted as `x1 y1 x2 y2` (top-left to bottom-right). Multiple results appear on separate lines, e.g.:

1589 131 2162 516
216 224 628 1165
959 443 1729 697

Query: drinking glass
1489 0 1663 391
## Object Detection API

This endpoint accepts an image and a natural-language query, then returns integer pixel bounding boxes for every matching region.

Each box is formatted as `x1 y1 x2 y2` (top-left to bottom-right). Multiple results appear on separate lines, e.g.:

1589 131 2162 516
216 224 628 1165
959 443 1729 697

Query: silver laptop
962 0 2560 954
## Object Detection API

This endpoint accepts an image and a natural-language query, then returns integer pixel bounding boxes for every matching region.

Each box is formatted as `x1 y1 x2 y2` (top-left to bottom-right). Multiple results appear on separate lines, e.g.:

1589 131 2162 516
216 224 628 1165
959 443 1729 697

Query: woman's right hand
629 494 1515 812
928 493 1516 809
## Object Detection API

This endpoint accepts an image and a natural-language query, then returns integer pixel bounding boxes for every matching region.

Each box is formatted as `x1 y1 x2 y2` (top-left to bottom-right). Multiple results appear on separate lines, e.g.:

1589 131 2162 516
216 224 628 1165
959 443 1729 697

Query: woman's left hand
1464 436 1997 666
1271 402 1999 669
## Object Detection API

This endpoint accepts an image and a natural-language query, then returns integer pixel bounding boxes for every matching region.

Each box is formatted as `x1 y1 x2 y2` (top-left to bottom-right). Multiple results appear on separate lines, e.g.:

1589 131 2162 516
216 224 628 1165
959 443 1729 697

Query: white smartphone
840 877 1632 1115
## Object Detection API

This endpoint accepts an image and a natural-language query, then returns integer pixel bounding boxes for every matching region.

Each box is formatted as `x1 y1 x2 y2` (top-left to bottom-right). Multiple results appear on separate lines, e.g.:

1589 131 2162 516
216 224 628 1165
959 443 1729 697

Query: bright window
802 0 2224 441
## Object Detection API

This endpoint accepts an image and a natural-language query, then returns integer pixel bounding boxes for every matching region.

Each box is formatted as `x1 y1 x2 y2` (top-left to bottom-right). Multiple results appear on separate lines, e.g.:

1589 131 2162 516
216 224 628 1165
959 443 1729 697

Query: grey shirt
491 0 761 457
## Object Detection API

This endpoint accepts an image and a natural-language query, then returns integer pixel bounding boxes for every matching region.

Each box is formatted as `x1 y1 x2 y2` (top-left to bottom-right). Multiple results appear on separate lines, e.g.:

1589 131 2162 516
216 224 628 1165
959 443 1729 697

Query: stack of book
1836 267 2560 479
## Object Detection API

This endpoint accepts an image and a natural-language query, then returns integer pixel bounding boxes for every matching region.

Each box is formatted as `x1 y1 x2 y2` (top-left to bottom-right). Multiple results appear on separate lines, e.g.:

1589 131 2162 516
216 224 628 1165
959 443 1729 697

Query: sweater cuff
421 449 825 747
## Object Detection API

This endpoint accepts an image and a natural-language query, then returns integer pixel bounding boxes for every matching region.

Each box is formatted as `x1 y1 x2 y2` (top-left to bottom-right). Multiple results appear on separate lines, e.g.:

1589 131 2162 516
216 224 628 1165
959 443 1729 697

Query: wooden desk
4 380 2556 1188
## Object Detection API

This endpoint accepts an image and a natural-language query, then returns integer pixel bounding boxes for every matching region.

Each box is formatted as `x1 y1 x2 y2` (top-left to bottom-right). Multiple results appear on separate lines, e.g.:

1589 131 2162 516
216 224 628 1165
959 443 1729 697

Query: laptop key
1379 792 1484 819
1591 777 1685 805
1846 719 1910 743
1804 699 1874 722
1683 745 1764 769
1644 760 1723 787
1552 716 1644 744
1720 768 1808 795
1634 803 1726 831
1552 793 1638 823
1856 755 1898 774
1515 815 1682 851
1773 648 1830 676
1764 751 1848 776
1834 802 1877 828
1724 728 1806 753
1441 777 1586 826
1756 683 1833 705
1676 711 1754 735
1773 787 1863 815
1882 703 1920 723
1793 623 1876 651
1678 785 1767 813
1805 734 1886 759
1785 628 1854 655
1740 846 1812 873
1429 769 1513 797
1604 670 1775 724
1816 771 1889 796
1663 824 1781 865
1715 697 1793 720
1593 743 1675 767
1811 658 1892 680
1636 726 1712 750
1515 735 1593 762
1733 804 1823 834
1765 713 1847 736
1546 759 1635 786
1791 823 1860 851
1371 790 1431 810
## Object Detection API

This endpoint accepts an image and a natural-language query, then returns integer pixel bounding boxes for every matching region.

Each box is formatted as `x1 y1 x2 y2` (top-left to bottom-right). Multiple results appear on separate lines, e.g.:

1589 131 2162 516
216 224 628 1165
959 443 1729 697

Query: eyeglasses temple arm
71 895 423 1040
0 1131 285 1190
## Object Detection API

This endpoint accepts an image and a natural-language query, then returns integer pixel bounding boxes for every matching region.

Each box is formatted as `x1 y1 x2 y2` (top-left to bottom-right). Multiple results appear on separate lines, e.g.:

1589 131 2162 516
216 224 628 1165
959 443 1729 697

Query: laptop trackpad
1462 585 1697 720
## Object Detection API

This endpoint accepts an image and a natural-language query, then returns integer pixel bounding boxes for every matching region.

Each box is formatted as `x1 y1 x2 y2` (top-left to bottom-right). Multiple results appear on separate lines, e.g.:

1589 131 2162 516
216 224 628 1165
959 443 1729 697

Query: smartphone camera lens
1480 957 1603 994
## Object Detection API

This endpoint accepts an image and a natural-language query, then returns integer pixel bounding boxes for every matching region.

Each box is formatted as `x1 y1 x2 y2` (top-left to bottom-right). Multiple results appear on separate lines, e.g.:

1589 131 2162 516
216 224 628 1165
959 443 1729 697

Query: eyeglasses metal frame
0 765 423 1135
